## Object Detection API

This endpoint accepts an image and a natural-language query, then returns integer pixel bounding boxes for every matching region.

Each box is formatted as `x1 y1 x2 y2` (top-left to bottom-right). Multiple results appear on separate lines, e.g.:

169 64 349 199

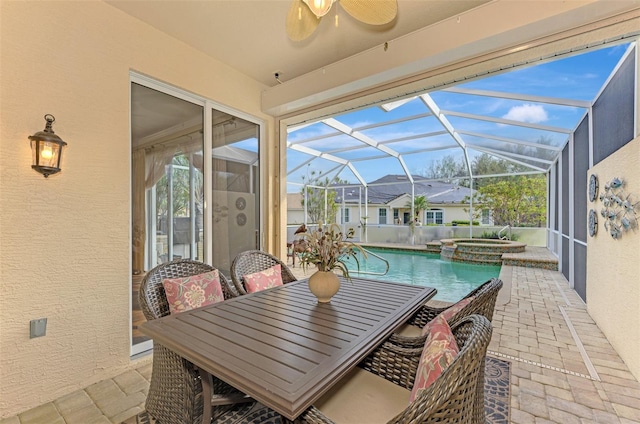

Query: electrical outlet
30 318 47 338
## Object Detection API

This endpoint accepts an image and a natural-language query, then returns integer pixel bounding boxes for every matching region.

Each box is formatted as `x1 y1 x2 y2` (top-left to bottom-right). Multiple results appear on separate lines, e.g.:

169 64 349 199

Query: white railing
498 225 512 240
349 247 390 277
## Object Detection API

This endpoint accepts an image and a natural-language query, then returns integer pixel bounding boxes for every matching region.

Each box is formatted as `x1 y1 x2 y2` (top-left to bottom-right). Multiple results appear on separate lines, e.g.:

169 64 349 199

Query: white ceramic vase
308 271 340 303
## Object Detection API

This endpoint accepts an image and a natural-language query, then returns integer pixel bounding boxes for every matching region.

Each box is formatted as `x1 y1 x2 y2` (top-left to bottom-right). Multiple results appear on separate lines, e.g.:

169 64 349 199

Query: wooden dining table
140 276 436 422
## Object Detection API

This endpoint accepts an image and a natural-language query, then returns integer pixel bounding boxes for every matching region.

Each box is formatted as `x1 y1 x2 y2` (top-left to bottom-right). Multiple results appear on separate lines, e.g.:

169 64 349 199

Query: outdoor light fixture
28 114 67 178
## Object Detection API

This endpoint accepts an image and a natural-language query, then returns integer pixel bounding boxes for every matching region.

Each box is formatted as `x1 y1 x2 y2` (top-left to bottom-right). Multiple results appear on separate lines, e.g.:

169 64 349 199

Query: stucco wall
587 136 640 380
0 1 270 417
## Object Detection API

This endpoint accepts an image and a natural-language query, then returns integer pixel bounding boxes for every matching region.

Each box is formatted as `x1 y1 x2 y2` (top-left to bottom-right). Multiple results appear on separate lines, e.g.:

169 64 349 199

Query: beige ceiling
105 0 490 87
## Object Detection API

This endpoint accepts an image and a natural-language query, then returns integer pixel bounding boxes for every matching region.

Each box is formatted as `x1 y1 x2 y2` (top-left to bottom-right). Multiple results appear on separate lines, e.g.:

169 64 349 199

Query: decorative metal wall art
588 174 599 202
597 177 639 240
235 196 247 226
588 209 598 237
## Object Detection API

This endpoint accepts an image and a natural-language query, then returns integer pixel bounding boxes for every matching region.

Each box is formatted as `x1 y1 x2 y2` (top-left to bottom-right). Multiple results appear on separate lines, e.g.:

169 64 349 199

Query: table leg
198 367 213 424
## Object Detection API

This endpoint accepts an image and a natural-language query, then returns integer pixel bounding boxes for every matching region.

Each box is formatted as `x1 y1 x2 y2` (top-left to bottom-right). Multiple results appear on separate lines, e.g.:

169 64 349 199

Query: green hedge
479 231 520 241
450 220 480 226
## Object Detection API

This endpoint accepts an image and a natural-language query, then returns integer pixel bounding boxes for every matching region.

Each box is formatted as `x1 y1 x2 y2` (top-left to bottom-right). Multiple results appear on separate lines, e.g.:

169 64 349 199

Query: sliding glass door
130 77 261 354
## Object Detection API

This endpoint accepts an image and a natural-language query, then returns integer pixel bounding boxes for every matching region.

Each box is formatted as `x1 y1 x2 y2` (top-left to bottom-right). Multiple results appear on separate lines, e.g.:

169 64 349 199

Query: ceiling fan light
286 0 320 41
303 0 334 18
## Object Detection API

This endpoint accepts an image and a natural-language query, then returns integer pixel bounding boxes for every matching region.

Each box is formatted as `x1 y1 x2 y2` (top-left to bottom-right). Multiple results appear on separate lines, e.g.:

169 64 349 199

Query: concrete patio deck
3 248 640 423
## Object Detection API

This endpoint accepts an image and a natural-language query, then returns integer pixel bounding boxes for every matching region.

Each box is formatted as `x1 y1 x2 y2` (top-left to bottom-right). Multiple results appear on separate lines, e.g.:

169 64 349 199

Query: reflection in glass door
209 107 260 275
151 153 204 266
130 78 262 355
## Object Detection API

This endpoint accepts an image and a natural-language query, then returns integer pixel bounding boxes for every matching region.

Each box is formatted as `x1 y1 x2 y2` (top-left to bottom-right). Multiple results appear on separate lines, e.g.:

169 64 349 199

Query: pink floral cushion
243 264 284 293
410 315 459 402
421 297 473 336
162 270 225 314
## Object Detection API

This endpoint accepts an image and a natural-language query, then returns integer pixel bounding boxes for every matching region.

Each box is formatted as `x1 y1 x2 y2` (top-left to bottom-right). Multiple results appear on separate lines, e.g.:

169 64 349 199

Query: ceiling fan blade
286 0 321 41
340 0 398 25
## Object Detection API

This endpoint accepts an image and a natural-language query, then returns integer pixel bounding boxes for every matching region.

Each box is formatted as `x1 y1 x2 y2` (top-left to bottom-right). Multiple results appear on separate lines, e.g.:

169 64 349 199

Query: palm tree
405 195 429 224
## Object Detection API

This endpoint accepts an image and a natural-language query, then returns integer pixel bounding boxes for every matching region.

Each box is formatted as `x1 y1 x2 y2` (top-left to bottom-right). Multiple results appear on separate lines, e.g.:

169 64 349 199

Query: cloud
483 99 508 114
502 104 548 123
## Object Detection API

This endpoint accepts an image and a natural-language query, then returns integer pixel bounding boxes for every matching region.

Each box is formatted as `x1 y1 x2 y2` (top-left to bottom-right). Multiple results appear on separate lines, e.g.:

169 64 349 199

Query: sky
285 42 632 190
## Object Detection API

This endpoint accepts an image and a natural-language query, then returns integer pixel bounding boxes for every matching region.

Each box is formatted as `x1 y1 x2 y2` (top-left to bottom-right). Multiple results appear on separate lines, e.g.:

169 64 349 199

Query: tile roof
333 175 475 205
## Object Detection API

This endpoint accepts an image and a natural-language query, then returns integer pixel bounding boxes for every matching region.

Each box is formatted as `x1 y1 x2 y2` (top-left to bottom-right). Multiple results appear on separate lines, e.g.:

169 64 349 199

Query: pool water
345 247 501 302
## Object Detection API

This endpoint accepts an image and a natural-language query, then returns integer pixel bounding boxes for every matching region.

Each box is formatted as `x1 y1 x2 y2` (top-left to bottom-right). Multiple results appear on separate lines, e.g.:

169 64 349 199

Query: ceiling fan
286 0 398 41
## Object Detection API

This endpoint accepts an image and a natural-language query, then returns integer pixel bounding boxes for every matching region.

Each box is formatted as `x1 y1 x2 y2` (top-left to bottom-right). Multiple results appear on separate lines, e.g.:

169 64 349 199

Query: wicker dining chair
230 250 297 295
213 314 492 424
387 277 502 422
390 278 503 349
138 259 248 424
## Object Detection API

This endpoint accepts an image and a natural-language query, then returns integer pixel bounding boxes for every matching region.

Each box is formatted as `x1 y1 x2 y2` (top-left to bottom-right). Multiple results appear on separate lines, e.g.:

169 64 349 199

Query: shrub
478 231 519 241
451 220 480 226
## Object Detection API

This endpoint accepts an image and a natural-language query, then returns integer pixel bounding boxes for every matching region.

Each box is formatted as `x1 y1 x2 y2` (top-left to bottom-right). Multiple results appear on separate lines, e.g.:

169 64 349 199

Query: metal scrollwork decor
598 177 639 240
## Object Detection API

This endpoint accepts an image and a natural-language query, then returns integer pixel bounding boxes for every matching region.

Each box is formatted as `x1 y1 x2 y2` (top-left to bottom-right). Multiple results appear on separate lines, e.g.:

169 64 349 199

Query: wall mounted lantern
28 114 67 177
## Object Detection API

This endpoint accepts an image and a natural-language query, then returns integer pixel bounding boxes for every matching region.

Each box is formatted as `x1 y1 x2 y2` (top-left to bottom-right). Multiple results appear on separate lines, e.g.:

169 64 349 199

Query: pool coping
497 265 513 306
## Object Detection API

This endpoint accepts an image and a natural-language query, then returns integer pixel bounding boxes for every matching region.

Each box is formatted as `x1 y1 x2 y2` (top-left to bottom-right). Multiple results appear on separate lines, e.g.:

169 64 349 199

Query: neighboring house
289 175 490 227
287 192 306 225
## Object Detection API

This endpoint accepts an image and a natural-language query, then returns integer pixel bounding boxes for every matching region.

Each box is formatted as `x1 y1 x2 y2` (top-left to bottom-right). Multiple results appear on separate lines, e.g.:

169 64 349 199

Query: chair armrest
359 341 424 391
387 333 427 349
407 304 447 328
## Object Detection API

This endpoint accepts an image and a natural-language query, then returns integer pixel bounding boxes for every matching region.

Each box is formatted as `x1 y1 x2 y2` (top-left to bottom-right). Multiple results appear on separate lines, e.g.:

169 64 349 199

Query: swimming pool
345 247 501 302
